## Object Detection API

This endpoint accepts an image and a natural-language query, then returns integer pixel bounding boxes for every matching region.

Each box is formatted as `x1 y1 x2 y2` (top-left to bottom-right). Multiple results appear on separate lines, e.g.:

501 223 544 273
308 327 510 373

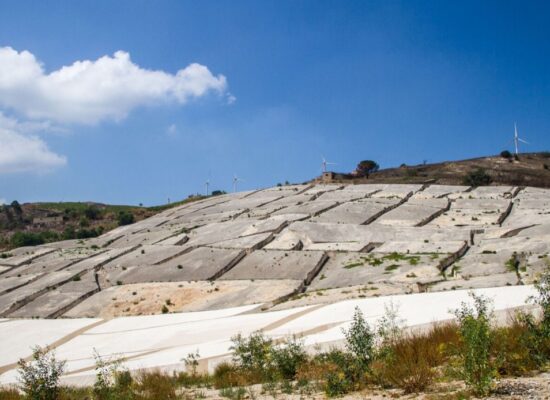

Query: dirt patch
64 280 301 318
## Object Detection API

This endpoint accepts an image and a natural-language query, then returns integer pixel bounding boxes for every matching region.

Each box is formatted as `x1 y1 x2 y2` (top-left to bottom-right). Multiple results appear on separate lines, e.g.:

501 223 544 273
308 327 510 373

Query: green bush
84 205 102 220
500 150 512 159
463 168 492 187
530 271 550 359
17 346 66 400
10 231 57 247
92 351 133 400
271 336 307 380
117 211 135 226
134 370 177 400
342 307 375 373
492 313 543 375
454 293 495 396
230 332 273 380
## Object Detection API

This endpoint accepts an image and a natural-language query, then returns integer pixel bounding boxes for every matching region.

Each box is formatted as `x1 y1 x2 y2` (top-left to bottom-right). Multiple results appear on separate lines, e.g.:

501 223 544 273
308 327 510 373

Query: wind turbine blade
518 138 529 144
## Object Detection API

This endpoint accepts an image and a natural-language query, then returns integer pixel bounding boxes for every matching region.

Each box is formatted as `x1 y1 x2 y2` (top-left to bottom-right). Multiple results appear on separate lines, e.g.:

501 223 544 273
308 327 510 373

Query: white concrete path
0 285 537 385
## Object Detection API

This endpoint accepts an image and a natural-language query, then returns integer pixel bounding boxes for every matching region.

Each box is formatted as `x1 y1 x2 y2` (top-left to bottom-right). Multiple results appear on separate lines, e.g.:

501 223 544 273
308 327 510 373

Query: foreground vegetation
1 272 549 399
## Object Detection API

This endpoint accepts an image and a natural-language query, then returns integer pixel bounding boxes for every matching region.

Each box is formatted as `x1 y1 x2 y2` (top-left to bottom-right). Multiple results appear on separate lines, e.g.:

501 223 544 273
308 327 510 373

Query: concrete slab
466 186 516 199
243 185 308 200
429 198 511 227
9 272 99 318
102 245 188 269
208 232 273 250
0 247 56 267
411 185 469 199
0 274 41 294
184 218 286 248
64 247 138 273
220 249 326 283
475 235 550 254
376 198 449 227
311 198 400 224
428 272 519 292
3 258 76 278
372 240 466 254
104 230 177 248
309 252 444 291
301 184 343 196
445 251 518 280
0 270 77 315
103 247 244 283
271 200 337 217
266 221 470 251
370 184 422 198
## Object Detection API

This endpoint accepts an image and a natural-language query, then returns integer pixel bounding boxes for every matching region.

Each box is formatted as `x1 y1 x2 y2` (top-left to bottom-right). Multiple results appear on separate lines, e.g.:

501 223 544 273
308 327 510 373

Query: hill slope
325 152 550 187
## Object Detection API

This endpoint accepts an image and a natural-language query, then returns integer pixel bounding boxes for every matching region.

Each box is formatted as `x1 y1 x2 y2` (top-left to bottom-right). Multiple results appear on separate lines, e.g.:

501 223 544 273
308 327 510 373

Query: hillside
0 197 206 251
1 182 548 319
322 152 550 187
0 182 549 391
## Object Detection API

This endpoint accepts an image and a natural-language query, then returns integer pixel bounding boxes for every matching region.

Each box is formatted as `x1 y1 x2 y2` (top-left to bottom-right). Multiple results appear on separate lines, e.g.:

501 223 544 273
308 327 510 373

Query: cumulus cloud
0 113 66 173
0 47 230 124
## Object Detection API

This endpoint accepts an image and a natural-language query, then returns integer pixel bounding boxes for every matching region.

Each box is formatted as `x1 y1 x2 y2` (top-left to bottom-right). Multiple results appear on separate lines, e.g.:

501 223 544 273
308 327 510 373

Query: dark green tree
356 160 380 178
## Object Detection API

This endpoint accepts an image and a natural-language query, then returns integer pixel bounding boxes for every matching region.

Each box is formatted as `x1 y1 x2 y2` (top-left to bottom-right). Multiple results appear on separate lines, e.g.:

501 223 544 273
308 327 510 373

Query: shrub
230 332 273 379
529 271 550 359
373 333 437 393
17 346 66 400
0 386 23 400
10 231 50 247
134 370 177 400
271 336 307 380
312 350 357 397
92 351 133 400
212 362 246 389
117 211 135 226
500 150 512 159
463 168 492 187
342 307 375 373
182 350 200 377
84 205 102 220
492 313 542 376
219 386 246 400
453 293 495 396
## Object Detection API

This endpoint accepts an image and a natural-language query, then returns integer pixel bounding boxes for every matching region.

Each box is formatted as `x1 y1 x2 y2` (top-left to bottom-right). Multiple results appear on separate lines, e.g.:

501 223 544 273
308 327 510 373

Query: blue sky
0 0 549 205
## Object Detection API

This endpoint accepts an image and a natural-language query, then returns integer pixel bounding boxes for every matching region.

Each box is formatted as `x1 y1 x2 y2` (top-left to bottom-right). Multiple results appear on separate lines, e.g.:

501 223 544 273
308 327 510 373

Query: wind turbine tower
513 123 529 156
321 156 337 173
232 175 243 193
205 180 210 196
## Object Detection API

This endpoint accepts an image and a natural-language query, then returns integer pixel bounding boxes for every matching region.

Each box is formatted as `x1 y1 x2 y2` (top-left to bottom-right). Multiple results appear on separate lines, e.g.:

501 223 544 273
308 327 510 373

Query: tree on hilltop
356 160 379 178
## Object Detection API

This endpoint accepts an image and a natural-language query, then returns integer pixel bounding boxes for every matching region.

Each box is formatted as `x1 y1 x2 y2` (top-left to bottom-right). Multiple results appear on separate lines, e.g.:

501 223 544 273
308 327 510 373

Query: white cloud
0 114 66 173
226 94 237 105
0 198 6 205
0 47 230 124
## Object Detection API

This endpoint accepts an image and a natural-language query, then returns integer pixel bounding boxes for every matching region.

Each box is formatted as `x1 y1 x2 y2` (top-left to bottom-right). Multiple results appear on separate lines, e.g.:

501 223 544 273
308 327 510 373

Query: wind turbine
205 179 210 196
232 174 244 193
321 156 337 173
513 122 529 156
